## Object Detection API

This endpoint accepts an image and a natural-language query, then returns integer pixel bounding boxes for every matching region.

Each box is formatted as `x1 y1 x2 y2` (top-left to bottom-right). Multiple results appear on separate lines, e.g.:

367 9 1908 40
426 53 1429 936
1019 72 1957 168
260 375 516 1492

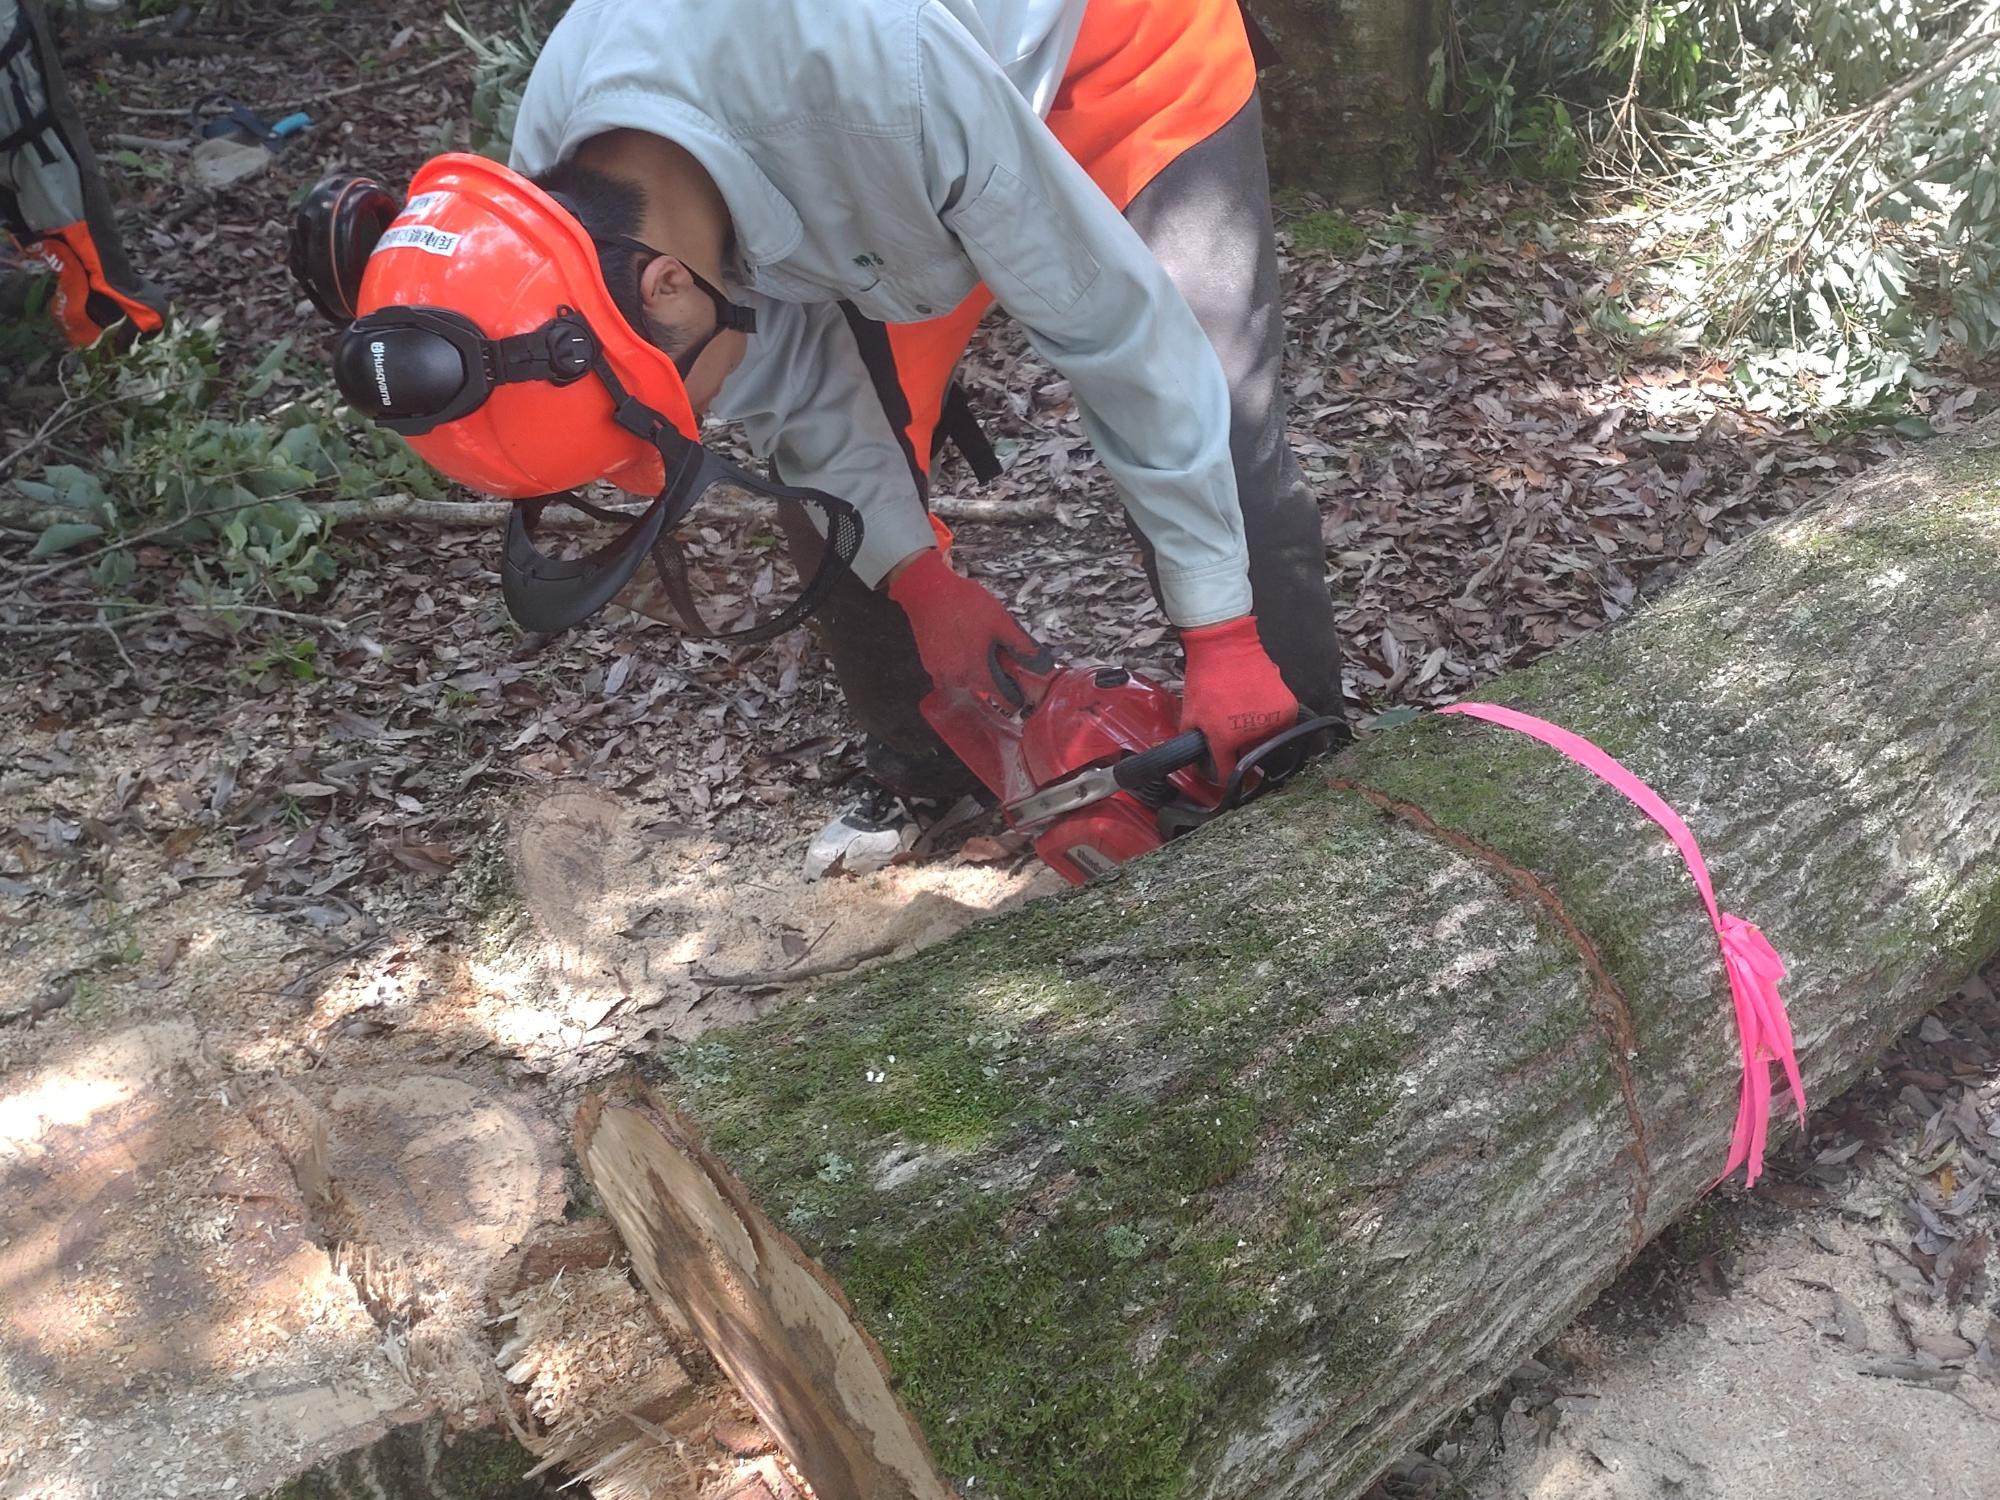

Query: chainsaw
920 647 1342 885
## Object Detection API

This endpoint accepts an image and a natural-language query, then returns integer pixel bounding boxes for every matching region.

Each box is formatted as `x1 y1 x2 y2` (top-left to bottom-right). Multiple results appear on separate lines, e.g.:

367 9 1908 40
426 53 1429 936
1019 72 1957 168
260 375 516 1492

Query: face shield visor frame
334 297 862 643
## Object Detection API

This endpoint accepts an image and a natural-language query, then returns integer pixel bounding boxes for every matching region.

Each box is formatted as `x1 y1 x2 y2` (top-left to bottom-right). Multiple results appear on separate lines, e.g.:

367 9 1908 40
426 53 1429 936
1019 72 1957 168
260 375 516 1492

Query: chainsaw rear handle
1111 711 1347 814
1218 714 1348 810
1111 730 1209 808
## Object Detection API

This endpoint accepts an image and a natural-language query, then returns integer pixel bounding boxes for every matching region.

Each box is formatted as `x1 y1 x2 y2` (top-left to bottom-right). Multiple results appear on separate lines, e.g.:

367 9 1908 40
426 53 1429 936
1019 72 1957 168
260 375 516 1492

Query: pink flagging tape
1441 702 1807 1186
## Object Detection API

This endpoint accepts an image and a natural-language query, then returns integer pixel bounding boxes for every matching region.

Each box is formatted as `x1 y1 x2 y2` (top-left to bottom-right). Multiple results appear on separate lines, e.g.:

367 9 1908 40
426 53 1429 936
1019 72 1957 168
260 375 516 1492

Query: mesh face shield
331 298 863 640
296 161 865 640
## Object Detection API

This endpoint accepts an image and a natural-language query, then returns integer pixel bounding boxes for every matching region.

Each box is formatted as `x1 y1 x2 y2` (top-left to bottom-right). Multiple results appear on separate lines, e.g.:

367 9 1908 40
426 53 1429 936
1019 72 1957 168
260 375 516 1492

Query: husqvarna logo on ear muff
370 340 393 409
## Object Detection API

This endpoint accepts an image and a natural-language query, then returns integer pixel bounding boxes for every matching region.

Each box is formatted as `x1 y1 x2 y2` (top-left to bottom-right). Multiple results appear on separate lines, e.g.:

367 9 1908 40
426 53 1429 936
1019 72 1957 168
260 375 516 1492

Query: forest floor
2 8 1997 1500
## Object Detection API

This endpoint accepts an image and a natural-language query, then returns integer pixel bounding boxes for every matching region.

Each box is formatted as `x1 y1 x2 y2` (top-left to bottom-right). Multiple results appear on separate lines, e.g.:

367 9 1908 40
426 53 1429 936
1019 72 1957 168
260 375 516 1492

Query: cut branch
0 602 348 638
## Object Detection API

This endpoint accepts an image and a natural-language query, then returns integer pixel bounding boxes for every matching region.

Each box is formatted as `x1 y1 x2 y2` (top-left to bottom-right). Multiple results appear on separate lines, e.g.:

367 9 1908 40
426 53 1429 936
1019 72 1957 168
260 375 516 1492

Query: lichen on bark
1248 0 1450 201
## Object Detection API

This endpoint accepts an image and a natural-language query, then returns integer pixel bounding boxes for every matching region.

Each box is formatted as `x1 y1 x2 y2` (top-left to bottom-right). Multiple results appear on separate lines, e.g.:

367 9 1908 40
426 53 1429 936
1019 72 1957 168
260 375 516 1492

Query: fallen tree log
577 422 2000 1500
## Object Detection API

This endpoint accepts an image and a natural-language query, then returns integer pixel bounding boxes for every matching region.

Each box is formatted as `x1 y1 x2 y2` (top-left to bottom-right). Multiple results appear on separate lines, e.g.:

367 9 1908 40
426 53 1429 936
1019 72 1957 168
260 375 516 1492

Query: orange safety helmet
342 153 702 499
300 153 860 638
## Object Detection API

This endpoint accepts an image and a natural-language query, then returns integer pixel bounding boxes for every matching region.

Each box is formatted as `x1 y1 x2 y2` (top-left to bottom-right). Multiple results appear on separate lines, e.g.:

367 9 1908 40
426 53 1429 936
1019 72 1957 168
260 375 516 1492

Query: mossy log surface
579 425 2000 1500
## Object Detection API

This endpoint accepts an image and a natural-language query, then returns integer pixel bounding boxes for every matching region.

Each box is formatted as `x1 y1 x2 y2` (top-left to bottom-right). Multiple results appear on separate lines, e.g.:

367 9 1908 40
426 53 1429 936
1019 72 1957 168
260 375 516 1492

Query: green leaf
30 522 104 558
1892 415 1933 437
243 336 295 399
42 465 111 517
1367 706 1422 731
92 549 138 590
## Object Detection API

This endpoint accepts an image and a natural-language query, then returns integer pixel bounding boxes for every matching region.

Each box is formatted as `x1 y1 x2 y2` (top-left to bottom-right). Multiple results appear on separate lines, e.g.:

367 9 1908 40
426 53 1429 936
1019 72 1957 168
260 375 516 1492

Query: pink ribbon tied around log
1441 702 1807 1186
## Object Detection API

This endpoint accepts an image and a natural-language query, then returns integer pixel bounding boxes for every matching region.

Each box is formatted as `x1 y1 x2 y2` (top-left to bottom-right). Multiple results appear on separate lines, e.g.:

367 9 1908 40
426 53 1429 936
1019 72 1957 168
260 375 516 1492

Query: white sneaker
803 780 920 880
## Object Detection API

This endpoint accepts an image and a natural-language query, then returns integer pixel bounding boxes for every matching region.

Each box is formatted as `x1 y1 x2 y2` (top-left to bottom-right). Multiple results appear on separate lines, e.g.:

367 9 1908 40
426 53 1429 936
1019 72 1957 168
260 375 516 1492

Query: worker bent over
300 0 1348 876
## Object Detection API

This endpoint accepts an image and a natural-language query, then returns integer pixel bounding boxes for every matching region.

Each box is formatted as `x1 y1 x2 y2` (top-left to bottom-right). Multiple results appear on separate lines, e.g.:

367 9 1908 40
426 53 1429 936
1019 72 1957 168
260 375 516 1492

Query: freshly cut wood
578 424 2000 1500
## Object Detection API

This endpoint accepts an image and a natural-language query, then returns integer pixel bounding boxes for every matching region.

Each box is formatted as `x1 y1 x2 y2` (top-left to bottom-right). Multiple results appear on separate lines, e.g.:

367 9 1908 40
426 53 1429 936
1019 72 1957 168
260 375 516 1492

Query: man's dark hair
531 159 691 356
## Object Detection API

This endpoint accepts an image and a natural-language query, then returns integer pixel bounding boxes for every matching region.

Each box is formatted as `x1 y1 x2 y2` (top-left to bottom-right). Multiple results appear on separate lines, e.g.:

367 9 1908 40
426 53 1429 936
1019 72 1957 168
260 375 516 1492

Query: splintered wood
494 1230 786 1500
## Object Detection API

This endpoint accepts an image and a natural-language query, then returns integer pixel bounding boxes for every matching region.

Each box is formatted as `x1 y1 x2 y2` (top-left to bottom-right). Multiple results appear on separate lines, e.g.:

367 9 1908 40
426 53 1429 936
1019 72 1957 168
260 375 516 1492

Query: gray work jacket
511 0 1251 625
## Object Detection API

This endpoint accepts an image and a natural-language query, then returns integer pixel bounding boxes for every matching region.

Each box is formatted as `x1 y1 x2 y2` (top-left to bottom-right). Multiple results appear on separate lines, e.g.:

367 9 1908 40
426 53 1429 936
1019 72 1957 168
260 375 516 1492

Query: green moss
1492 1047 1621 1162
1164 978 1258 1036
1287 211 1368 255
1498 984 1590 1072
1090 1090 1261 1196
1256 1024 1402 1151
829 1177 1389 1500
838 1214 1202 1498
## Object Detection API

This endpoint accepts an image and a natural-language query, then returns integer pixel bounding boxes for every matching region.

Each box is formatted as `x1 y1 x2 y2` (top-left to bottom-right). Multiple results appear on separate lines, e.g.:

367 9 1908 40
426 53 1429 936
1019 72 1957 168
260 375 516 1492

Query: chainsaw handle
1217 713 1350 810
1153 713 1350 842
1112 730 1209 809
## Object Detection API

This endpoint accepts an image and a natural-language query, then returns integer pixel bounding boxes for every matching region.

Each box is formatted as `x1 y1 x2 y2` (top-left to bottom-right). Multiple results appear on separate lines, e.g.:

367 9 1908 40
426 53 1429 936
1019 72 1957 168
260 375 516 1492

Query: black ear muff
334 321 474 433
288 173 402 324
333 307 607 437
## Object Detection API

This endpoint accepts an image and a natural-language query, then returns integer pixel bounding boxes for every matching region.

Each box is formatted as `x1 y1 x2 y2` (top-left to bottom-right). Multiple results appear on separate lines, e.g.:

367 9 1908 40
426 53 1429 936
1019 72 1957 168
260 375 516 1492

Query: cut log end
576 1088 956 1500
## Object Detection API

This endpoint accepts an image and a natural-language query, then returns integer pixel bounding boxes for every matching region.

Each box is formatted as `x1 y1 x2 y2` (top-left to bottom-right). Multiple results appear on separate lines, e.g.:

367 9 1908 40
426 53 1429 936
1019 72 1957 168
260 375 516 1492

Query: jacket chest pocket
850 252 982 324
745 262 849 305
753 238 980 324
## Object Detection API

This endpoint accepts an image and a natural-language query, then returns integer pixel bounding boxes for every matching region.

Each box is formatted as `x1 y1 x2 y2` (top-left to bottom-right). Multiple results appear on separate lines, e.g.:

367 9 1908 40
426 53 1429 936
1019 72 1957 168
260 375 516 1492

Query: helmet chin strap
596 233 755 381
502 323 863 642
669 314 729 381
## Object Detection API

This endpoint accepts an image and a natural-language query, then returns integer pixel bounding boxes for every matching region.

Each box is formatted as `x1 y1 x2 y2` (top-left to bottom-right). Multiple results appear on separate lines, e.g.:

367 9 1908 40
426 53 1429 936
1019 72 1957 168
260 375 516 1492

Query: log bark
1249 0 1449 201
577 423 2000 1500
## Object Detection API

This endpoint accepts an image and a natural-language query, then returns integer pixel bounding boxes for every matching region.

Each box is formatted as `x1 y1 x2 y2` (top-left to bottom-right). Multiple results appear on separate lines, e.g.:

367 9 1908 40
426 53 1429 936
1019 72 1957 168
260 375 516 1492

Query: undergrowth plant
14 317 444 607
447 2 567 160
1449 0 2000 412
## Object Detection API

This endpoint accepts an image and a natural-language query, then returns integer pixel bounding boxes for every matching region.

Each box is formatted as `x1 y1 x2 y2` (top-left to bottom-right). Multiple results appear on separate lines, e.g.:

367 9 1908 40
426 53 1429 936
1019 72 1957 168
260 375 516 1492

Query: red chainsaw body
1018 666 1223 883
1024 668 1224 880
918 658 1224 885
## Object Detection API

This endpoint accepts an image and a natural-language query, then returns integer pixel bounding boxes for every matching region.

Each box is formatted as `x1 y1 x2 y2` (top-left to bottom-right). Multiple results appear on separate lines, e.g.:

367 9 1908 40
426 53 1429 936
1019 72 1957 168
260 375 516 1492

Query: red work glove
887 549 1051 792
888 549 1046 696
1179 614 1299 784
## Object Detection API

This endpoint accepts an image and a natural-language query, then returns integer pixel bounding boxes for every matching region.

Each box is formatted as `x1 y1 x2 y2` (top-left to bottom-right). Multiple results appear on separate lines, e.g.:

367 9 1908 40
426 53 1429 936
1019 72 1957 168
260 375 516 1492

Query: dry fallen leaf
958 835 1021 865
387 842 457 877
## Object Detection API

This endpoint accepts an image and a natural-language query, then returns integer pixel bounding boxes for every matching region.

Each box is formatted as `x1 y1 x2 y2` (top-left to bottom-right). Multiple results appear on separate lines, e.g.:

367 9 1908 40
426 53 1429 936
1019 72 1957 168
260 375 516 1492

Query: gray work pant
788 91 1346 800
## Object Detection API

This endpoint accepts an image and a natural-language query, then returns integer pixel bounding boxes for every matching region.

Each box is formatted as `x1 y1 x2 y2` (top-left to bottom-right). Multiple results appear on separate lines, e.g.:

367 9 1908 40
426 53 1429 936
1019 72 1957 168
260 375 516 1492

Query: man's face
676 324 748 415
636 254 747 415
